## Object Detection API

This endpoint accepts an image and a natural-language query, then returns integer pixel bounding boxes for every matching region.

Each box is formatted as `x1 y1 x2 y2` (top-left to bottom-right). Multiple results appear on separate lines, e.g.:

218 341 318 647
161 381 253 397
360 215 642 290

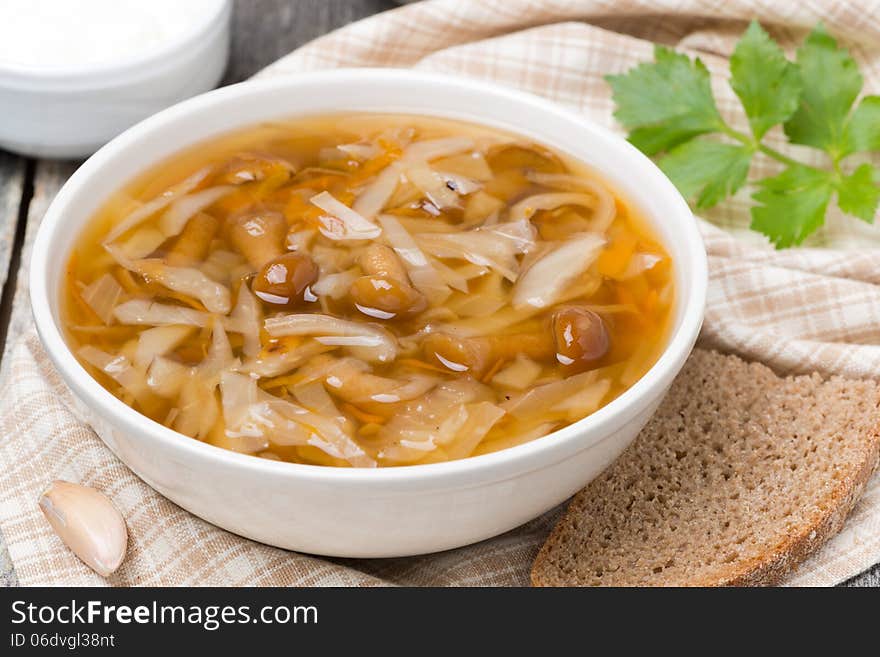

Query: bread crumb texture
531 349 880 586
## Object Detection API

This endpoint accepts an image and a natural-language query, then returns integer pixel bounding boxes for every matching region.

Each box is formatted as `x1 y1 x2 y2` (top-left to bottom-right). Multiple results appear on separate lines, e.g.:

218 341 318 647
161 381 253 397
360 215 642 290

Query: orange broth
62 114 674 467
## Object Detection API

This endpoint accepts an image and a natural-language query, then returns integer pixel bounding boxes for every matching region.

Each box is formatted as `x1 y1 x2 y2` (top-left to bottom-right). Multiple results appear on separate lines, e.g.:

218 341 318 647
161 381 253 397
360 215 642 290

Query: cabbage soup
62 114 673 467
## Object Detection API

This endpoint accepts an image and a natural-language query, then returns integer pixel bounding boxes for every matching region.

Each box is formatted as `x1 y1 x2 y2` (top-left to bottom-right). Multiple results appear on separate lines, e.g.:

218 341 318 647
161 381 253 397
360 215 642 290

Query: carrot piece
615 284 649 328
287 174 346 191
624 275 651 305
259 374 300 391
643 289 659 314
283 195 324 227
615 284 636 307
342 403 387 425
357 422 382 437
211 188 254 216
349 149 400 185
157 292 207 311
481 358 506 383
252 168 290 200
596 232 637 277
112 267 144 294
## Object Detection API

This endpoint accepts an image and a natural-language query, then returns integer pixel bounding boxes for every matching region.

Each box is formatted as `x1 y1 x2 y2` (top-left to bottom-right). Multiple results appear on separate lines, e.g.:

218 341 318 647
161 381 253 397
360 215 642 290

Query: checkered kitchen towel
2 0 880 585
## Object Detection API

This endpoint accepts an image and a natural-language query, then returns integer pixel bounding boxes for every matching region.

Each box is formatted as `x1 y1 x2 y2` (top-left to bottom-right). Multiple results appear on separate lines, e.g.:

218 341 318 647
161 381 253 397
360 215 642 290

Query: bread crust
531 350 880 587
719 423 880 587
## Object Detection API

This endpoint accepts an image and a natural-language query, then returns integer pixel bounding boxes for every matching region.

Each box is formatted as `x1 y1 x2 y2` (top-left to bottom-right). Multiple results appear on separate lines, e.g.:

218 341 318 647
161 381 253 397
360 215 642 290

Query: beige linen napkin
2 0 880 586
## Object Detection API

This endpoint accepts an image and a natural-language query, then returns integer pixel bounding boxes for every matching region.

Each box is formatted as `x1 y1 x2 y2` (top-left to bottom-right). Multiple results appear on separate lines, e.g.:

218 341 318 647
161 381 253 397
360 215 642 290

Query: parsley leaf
783 24 862 158
753 164 879 248
836 164 880 221
607 21 880 247
841 96 880 157
730 21 802 139
658 140 752 209
605 46 724 155
751 166 833 248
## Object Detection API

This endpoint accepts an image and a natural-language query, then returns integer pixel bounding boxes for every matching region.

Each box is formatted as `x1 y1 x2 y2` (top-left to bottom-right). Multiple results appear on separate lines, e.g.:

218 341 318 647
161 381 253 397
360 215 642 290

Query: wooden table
1 0 876 588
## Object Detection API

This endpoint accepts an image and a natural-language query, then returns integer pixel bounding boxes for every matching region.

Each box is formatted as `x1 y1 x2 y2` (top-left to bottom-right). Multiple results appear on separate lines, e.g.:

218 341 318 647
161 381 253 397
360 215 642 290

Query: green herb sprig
606 22 880 248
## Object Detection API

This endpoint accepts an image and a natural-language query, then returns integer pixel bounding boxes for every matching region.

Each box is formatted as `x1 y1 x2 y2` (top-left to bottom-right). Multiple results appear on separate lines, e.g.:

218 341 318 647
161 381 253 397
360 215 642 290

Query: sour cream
0 0 225 72
0 0 231 157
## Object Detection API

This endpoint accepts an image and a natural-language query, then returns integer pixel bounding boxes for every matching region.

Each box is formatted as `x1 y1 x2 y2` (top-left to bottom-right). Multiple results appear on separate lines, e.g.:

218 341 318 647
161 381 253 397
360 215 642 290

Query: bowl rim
0 0 230 89
29 69 707 486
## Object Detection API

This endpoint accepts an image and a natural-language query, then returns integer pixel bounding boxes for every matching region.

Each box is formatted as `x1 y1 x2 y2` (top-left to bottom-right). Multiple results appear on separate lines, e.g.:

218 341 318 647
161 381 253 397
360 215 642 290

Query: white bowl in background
0 0 231 159
30 70 706 557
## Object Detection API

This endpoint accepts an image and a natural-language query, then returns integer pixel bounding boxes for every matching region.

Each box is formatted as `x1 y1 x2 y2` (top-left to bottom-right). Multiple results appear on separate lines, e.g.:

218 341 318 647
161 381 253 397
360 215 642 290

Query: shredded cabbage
525 171 617 232
114 300 212 327
133 325 194 370
405 163 460 209
158 186 233 238
104 167 211 242
509 192 603 224
230 285 262 358
352 164 403 219
512 233 605 309
134 260 231 314
146 356 191 398
78 345 150 404
80 274 123 325
416 219 536 282
264 314 397 363
311 191 382 241
377 214 451 304
311 269 359 299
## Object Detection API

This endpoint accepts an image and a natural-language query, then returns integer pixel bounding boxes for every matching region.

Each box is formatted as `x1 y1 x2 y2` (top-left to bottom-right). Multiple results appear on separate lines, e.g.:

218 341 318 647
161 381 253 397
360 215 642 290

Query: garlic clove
38 480 128 578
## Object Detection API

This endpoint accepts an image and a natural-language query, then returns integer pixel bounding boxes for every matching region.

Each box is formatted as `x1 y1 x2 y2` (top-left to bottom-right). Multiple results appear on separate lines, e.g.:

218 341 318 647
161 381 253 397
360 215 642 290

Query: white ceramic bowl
30 70 706 557
0 0 230 158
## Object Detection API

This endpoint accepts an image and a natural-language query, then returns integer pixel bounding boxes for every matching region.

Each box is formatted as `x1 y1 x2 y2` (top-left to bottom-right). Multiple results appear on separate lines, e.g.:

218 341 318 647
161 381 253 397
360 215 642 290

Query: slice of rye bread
531 349 880 587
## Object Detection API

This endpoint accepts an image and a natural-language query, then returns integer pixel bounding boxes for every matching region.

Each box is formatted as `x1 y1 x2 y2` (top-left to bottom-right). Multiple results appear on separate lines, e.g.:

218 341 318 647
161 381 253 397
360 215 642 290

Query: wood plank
0 152 26 295
0 160 78 377
222 0 398 84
